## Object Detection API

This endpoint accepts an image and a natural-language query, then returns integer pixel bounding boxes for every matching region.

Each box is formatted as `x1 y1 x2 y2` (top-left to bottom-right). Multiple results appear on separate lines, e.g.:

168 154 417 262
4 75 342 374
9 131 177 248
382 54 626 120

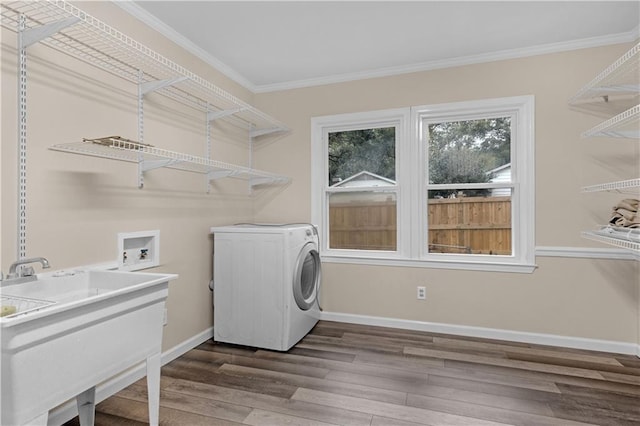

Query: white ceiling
122 1 640 93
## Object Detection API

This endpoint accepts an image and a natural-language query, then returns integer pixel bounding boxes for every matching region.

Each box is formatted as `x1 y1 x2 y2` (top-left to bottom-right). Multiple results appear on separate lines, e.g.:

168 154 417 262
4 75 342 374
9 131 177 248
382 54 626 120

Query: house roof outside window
330 171 396 188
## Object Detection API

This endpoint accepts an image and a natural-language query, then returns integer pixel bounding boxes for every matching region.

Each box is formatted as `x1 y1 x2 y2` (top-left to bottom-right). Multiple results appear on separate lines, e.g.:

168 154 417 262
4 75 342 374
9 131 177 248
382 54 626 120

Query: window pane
427 190 512 255
427 118 511 185
328 127 396 186
329 192 397 251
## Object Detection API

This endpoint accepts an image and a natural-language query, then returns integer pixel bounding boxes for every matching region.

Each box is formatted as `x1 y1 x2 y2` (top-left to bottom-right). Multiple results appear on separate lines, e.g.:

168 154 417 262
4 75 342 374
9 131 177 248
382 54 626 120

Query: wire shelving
582 230 640 258
569 42 640 117
570 42 639 257
50 138 290 188
582 104 640 138
0 0 288 135
582 178 640 194
1 0 291 192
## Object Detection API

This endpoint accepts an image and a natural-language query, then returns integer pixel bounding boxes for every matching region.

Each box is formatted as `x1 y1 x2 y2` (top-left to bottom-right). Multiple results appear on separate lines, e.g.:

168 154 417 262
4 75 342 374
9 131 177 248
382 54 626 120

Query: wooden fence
329 196 511 254
329 200 397 251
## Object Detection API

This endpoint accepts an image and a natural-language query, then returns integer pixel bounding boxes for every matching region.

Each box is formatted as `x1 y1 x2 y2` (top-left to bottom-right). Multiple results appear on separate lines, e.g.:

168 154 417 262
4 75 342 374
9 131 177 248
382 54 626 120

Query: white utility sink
0 269 178 426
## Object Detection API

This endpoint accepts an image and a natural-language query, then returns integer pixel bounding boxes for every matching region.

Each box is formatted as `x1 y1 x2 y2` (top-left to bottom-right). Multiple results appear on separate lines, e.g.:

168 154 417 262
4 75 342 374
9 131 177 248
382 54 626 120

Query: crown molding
255 30 640 93
114 1 639 94
113 0 257 91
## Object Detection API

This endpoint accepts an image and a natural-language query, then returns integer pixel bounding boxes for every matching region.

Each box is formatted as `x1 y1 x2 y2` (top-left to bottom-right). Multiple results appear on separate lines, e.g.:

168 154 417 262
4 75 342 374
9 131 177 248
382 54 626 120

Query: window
311 109 409 256
312 96 535 273
425 117 513 255
328 126 397 251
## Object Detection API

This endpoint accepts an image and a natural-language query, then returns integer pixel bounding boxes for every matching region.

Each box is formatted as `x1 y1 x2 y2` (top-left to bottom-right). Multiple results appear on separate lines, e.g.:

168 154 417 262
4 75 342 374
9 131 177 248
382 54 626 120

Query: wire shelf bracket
22 16 79 47
208 170 235 180
140 76 189 96
250 127 285 139
207 107 248 122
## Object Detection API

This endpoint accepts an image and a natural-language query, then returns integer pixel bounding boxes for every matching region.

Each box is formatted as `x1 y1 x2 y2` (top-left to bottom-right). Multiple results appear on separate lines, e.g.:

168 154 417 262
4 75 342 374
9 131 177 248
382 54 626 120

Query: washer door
293 242 321 311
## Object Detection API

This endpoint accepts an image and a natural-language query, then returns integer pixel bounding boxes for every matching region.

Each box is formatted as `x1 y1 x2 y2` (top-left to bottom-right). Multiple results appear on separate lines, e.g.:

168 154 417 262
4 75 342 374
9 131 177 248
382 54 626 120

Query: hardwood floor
64 321 640 426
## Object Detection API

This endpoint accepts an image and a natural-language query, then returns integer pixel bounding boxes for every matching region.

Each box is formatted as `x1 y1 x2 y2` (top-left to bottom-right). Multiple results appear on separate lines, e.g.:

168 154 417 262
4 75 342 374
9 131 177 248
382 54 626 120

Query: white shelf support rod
17 14 27 260
138 163 145 189
248 125 255 195
140 76 188 96
22 16 80 48
137 70 145 188
206 104 213 193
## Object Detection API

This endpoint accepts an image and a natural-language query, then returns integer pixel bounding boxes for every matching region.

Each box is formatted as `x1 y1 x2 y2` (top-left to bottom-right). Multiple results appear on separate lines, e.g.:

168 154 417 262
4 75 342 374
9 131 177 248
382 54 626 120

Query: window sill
320 254 538 274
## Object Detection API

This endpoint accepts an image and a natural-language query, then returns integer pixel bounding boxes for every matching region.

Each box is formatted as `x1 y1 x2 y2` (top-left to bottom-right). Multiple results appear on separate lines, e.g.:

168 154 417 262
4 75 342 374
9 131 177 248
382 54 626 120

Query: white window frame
311 96 536 273
311 108 411 260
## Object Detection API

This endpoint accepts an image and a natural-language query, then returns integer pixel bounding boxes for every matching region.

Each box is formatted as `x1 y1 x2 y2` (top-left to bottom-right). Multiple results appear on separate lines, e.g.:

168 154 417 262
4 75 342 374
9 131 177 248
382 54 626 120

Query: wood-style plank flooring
64 321 640 425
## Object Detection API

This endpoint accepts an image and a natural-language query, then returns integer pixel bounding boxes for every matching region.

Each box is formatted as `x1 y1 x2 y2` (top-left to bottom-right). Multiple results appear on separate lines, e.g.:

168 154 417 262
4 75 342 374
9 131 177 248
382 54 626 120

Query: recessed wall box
118 230 160 271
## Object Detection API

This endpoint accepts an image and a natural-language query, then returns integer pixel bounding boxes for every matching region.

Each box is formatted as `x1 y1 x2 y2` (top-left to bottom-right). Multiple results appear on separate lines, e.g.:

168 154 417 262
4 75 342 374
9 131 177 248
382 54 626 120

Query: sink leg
77 386 96 426
146 352 161 426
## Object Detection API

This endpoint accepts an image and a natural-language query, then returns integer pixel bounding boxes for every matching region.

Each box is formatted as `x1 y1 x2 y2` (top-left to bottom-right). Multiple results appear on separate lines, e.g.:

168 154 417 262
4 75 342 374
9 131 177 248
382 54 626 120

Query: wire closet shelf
0 0 289 134
2 0 291 190
50 138 290 187
568 42 640 117
582 230 640 258
570 42 640 257
582 178 640 194
582 104 640 139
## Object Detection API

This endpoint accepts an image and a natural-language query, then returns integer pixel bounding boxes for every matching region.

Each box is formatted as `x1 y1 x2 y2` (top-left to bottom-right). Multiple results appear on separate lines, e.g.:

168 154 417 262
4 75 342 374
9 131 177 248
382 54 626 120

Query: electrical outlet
417 286 426 300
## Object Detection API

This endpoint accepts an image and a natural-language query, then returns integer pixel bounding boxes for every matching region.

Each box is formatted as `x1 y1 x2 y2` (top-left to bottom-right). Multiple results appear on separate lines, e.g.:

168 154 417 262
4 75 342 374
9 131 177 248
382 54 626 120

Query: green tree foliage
428 117 510 197
326 119 510 197
328 127 395 185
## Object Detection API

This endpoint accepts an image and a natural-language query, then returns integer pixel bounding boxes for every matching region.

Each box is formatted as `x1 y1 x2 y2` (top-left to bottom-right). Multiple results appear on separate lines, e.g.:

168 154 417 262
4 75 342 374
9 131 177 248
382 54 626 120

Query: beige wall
1 1 637 351
254 43 640 345
1 2 259 351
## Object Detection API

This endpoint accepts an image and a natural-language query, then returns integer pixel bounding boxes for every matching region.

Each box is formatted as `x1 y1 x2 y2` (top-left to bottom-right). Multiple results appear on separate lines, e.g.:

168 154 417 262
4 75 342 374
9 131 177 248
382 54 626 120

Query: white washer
209 223 321 351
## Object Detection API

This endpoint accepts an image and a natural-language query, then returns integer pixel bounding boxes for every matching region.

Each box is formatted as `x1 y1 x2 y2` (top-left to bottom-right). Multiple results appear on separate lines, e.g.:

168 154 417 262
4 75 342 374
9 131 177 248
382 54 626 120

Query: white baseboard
160 326 215 366
320 311 639 356
47 326 214 426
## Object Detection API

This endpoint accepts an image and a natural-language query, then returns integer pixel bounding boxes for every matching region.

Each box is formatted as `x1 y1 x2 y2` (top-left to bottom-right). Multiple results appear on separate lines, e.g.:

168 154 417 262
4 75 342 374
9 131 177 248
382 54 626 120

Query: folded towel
608 198 640 228
614 198 639 212
614 208 638 221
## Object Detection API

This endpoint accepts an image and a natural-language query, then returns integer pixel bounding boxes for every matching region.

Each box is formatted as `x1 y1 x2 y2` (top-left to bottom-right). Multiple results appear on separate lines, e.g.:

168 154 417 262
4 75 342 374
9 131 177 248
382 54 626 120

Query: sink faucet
7 257 51 280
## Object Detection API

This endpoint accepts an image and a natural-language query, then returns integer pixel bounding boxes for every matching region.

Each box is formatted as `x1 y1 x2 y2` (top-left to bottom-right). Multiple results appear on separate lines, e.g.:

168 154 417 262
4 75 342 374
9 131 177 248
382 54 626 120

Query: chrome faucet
7 257 51 280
